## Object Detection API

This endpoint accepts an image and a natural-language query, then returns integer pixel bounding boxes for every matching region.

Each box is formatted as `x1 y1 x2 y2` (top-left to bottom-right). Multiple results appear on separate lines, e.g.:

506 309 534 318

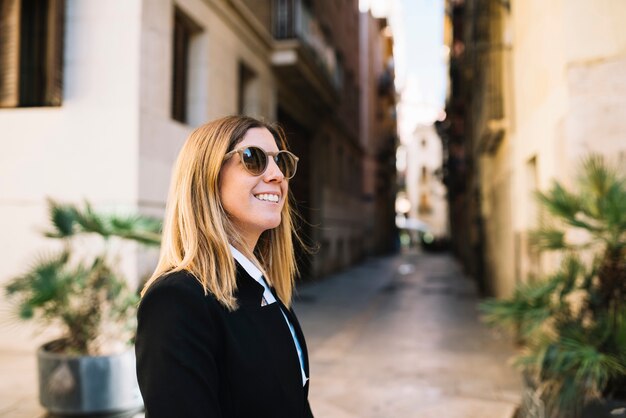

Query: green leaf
108 214 162 246
536 184 581 222
558 255 584 299
75 201 110 237
19 303 34 320
480 277 560 339
44 199 78 238
529 227 566 251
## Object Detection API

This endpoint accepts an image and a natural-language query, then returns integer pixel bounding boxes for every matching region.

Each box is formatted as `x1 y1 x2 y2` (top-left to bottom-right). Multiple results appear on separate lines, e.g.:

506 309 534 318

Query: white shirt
229 245 308 386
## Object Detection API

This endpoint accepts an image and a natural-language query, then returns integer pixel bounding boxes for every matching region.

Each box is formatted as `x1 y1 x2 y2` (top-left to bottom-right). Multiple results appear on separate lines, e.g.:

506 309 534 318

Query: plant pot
38 340 143 416
581 399 626 418
518 372 626 418
518 373 545 418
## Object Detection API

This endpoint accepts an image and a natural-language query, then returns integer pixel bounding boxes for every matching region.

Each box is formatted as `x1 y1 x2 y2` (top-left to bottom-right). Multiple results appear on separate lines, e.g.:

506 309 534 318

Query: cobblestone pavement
293 250 522 418
0 250 520 418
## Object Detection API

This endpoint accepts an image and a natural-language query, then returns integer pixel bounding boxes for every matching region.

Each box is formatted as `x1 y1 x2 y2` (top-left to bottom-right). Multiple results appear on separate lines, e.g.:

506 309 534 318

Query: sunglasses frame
223 146 299 179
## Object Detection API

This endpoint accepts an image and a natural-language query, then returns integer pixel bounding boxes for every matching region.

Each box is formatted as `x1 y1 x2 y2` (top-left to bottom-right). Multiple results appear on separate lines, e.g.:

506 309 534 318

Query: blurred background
1 0 625 417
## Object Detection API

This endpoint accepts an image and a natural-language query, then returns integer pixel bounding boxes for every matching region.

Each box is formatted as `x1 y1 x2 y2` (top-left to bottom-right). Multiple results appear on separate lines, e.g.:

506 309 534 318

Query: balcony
271 0 341 109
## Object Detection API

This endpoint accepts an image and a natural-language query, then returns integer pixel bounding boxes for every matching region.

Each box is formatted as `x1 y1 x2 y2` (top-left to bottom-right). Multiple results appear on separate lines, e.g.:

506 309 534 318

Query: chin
262 216 282 231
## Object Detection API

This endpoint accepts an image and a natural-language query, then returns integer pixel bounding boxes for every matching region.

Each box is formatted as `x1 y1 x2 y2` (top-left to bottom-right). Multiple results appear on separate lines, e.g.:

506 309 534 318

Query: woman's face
219 127 288 250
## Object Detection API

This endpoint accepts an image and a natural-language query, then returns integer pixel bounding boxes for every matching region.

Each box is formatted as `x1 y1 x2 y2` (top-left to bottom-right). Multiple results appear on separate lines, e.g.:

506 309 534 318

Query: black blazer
135 262 314 418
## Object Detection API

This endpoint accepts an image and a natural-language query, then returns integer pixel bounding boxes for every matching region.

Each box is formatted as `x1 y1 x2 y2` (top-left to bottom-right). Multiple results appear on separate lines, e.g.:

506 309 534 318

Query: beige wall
563 0 626 167
486 0 626 296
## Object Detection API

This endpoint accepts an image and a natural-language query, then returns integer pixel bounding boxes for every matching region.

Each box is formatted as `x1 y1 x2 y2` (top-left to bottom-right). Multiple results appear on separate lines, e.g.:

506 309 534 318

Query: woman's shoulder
147 270 201 291
136 270 224 349
141 270 219 310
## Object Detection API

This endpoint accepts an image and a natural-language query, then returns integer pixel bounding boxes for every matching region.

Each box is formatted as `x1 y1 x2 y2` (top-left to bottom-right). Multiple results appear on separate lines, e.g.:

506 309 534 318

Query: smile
254 193 280 203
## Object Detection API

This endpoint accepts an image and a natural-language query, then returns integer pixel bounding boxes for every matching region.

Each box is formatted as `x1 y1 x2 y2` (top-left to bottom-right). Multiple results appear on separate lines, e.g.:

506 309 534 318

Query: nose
263 156 285 182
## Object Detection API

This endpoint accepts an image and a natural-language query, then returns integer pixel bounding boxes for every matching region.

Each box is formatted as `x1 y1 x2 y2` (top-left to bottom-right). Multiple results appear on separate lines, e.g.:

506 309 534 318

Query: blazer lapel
270 287 310 380
233 263 305 404
233 262 265 308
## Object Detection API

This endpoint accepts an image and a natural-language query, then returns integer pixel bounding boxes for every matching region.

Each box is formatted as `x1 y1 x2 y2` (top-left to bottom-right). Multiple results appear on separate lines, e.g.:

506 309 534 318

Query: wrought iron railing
272 0 342 90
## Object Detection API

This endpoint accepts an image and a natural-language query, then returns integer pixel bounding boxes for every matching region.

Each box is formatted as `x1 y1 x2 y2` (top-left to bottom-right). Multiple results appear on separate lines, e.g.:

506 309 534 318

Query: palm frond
578 155 616 203
535 185 581 224
44 200 78 238
576 156 626 242
5 251 71 320
74 200 110 237
480 277 559 338
108 214 162 246
530 227 566 251
557 255 585 300
600 180 626 233
72 204 162 246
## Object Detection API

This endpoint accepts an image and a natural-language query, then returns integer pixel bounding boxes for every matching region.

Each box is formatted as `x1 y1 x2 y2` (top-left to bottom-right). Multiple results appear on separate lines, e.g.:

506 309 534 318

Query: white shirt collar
228 244 264 282
228 244 276 305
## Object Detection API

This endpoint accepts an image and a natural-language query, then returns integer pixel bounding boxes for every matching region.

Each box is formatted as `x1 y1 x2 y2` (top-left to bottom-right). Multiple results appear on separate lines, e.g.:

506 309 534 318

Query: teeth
255 194 279 203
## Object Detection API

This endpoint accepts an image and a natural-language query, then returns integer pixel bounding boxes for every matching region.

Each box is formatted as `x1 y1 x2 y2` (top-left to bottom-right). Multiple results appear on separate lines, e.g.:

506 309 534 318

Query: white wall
0 0 143 350
0 0 280 351
405 124 447 236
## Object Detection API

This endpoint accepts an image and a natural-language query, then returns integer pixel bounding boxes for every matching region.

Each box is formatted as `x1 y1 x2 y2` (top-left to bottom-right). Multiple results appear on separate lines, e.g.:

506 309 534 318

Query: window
0 0 65 108
171 7 202 124
237 61 257 115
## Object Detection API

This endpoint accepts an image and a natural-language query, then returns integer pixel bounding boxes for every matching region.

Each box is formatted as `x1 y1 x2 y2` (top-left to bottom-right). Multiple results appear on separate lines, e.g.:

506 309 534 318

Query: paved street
0 250 521 418
295 250 522 418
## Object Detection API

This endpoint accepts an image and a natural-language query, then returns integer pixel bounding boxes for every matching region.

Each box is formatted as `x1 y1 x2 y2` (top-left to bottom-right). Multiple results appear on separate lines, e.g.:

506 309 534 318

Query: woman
136 116 313 418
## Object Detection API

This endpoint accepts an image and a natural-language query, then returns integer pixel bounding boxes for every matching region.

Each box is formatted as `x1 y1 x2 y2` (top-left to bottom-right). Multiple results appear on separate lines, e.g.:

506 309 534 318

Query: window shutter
44 0 64 106
0 0 20 108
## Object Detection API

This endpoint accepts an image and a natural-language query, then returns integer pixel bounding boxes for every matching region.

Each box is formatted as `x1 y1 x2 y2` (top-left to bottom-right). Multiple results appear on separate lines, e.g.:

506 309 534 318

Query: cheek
282 182 289 198
218 172 240 215
219 174 257 216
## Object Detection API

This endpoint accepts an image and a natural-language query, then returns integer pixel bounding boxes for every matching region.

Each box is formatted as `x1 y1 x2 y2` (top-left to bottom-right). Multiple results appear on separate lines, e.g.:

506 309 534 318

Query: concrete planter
38 340 143 416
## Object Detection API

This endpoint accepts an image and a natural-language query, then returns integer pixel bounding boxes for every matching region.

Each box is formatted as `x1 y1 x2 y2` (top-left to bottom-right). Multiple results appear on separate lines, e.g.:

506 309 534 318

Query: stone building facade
359 11 398 258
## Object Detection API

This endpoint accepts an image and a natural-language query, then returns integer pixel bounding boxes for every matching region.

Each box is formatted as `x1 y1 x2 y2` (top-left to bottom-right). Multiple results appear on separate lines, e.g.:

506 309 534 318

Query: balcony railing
272 0 342 90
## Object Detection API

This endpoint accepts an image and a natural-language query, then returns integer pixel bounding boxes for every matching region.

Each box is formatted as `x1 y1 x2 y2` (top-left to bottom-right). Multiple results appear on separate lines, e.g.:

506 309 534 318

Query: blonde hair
142 116 300 310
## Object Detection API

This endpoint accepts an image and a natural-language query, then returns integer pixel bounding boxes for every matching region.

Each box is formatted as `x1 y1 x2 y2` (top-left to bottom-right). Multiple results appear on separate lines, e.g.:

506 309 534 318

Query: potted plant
480 155 626 418
5 199 161 417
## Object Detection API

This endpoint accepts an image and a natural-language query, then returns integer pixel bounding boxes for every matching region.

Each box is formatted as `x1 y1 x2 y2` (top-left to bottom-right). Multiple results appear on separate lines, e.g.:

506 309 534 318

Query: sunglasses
223 146 299 179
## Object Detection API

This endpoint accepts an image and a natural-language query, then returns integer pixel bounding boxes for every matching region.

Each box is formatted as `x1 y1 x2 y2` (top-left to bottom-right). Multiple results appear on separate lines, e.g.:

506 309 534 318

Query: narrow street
296 250 522 418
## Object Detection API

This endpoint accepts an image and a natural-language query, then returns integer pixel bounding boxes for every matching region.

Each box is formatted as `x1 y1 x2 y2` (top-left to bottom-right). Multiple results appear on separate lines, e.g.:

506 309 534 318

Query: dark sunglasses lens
276 152 297 178
241 147 266 175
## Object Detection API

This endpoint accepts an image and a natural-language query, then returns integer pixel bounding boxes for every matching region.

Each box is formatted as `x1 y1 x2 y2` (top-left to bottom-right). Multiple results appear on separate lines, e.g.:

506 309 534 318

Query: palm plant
5 199 161 355
480 155 626 418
